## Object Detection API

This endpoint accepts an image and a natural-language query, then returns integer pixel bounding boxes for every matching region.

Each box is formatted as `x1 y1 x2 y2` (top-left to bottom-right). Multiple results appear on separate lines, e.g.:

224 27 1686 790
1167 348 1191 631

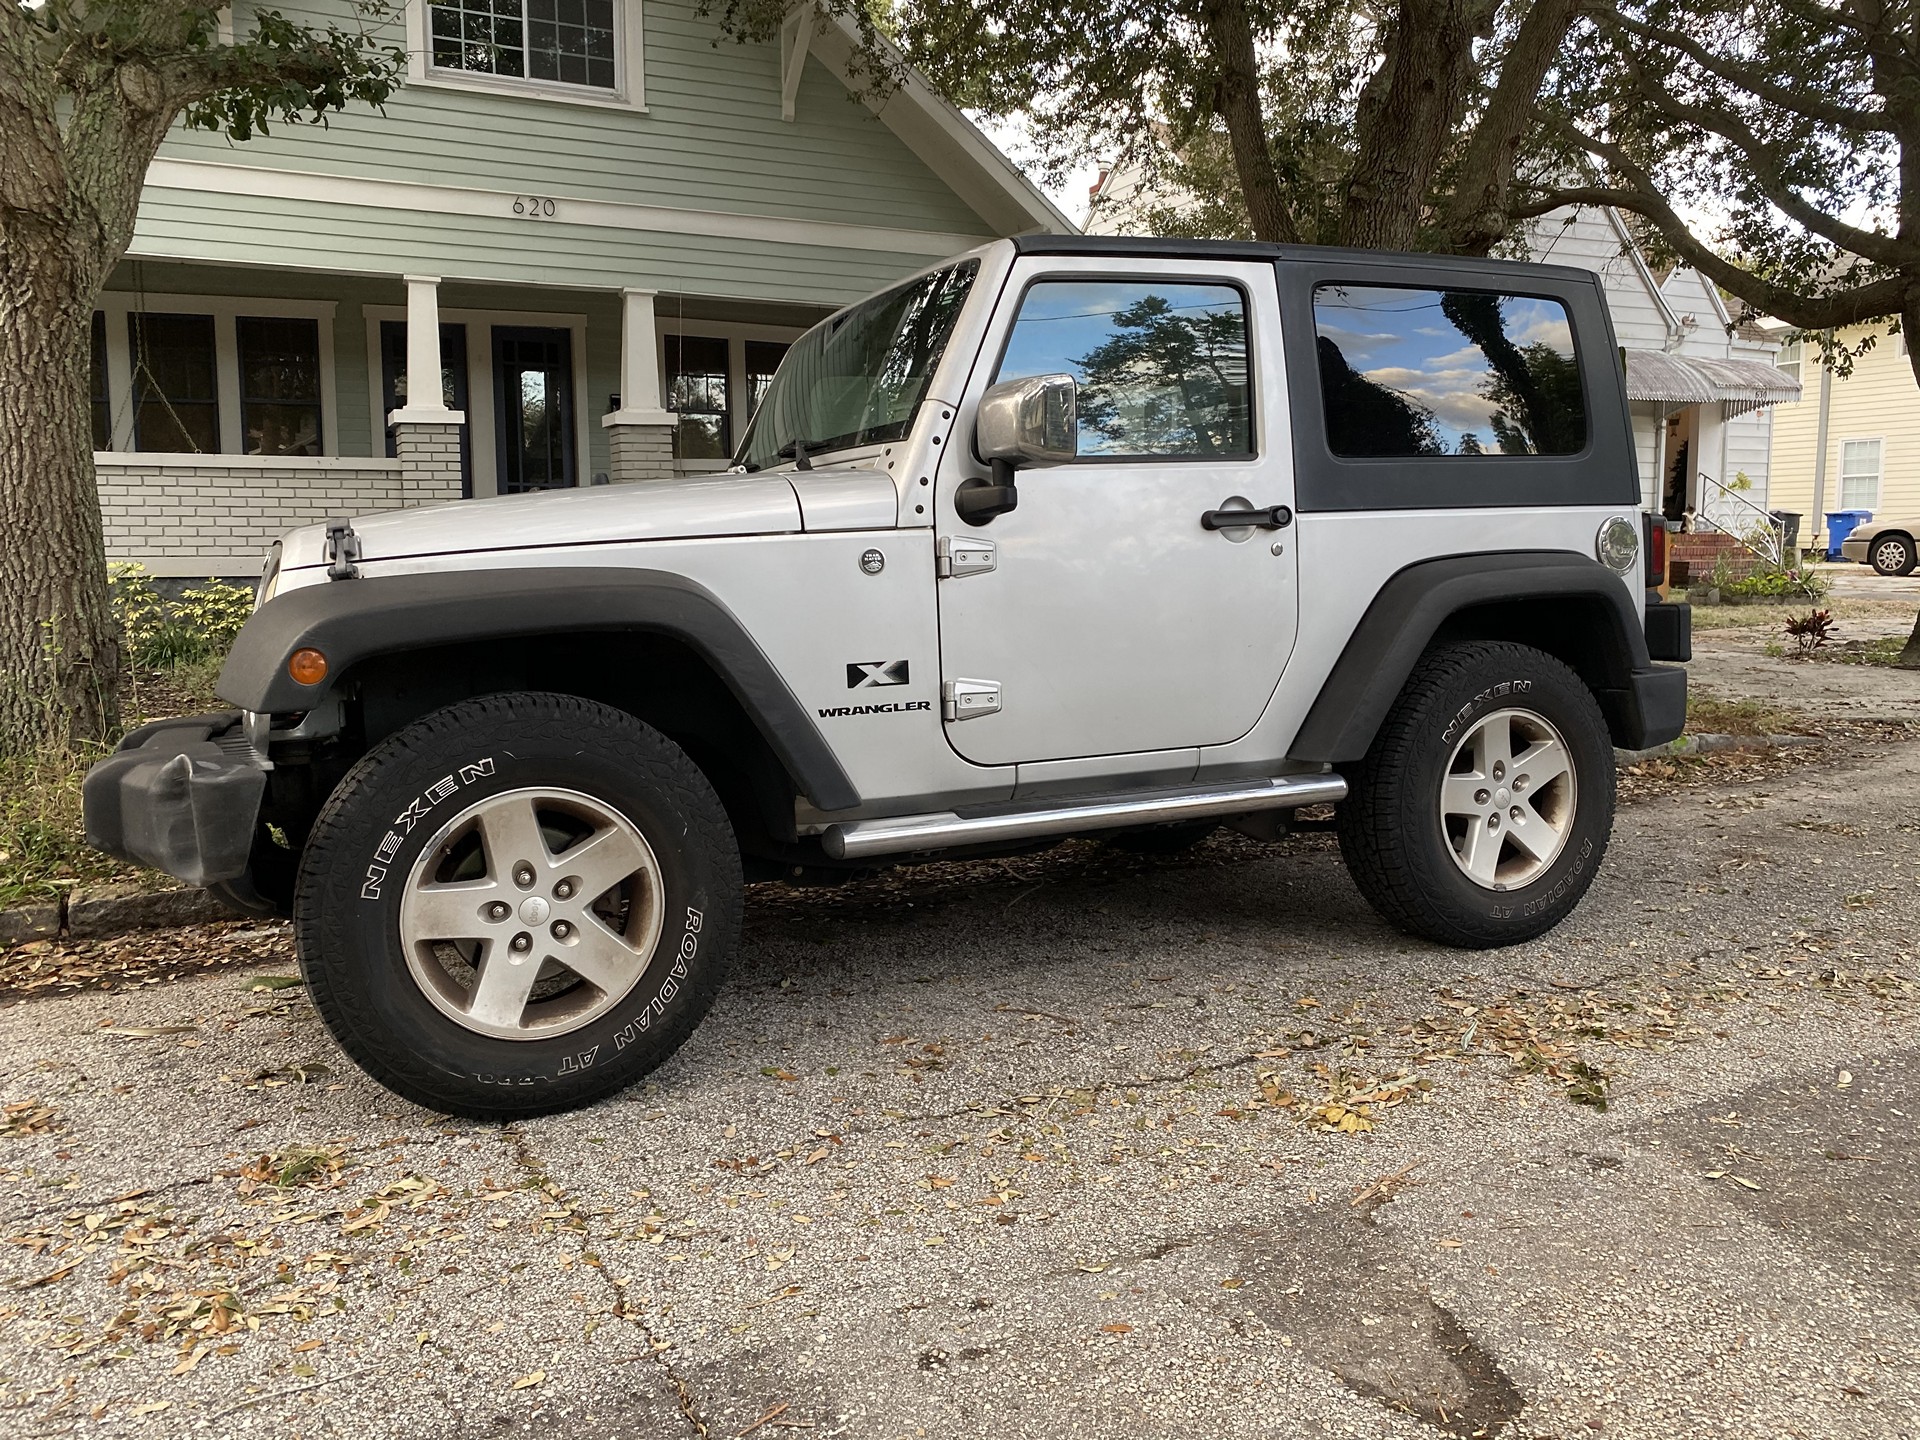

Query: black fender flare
219 568 861 812
1287 550 1677 762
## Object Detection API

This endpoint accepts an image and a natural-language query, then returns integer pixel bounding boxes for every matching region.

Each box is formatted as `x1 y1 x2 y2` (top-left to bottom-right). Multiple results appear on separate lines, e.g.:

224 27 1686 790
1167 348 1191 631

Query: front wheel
1871 533 1916 577
294 693 741 1118
1336 642 1615 948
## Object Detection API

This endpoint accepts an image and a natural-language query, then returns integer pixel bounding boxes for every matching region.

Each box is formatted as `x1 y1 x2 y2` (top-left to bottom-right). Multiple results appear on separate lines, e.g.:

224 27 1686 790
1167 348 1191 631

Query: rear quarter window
1313 285 1587 458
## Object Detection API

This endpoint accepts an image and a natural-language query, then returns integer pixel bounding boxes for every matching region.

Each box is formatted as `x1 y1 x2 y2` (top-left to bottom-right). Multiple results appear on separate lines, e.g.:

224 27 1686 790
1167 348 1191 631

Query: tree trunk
1341 0 1497 250
1899 283 1920 669
0 221 121 751
1203 0 1298 244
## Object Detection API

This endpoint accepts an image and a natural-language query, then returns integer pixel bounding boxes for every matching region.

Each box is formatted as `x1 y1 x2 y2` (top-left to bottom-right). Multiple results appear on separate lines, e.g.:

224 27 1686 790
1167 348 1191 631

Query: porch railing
1694 472 1785 567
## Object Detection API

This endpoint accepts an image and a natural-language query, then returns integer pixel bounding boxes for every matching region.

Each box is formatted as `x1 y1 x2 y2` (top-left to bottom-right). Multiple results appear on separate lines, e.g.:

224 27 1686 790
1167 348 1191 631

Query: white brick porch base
98 449 463 577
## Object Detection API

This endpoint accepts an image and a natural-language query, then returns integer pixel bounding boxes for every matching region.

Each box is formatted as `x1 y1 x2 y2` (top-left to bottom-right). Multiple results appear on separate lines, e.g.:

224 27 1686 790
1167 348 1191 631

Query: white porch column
388 275 467 505
602 287 677 483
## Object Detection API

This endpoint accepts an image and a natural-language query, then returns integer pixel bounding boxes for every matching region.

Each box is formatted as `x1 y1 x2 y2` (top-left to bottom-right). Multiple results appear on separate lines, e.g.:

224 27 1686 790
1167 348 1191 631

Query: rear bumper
1840 538 1870 564
82 712 268 888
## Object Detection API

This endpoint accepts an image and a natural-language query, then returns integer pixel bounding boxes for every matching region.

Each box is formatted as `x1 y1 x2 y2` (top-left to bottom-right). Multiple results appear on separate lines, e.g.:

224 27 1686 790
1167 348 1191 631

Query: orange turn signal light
287 648 329 686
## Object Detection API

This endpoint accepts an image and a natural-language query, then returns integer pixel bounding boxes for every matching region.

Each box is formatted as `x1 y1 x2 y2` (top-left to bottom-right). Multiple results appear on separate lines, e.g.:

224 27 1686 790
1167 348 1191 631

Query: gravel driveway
2 738 1916 1439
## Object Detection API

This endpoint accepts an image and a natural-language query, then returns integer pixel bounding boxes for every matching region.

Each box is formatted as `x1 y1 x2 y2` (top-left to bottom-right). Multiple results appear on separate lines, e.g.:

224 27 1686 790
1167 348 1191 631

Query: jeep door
933 260 1298 767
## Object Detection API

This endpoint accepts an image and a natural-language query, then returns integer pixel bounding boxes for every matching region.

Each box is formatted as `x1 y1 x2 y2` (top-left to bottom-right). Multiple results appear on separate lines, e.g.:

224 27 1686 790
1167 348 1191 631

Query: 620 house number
513 196 558 218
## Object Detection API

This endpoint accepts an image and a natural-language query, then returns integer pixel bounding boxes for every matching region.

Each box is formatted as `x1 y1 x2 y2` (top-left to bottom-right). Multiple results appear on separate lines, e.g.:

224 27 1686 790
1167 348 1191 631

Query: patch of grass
1685 691 1807 738
0 662 230 910
1811 636 1906 667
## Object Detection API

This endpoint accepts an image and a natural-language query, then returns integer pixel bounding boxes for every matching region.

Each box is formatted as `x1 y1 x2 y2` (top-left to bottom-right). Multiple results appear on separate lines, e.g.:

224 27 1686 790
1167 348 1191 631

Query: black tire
1105 821 1220 855
294 693 740 1119
1870 533 1916 577
1336 642 1614 948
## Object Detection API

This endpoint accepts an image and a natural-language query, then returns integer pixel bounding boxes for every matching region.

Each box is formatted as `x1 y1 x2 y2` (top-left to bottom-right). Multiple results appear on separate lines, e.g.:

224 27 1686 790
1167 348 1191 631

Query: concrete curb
1614 731 1823 766
0 884 237 947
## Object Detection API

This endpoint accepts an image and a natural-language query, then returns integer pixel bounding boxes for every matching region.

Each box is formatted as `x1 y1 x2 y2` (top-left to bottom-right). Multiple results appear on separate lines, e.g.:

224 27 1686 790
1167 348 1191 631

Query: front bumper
1840 537 1871 564
83 712 268 888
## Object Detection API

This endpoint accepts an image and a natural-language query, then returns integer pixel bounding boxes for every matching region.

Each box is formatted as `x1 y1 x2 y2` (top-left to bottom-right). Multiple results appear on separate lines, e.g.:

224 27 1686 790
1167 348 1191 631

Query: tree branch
1201 0 1300 244
1598 8 1890 134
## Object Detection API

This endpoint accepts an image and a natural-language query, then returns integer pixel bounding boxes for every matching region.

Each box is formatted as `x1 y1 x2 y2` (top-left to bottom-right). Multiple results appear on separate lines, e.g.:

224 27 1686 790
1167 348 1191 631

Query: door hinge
942 678 1001 722
935 535 997 579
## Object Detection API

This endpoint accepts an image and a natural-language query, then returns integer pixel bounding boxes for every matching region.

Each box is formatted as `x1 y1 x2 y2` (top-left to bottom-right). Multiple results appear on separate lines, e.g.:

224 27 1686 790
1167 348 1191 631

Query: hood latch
324 518 362 581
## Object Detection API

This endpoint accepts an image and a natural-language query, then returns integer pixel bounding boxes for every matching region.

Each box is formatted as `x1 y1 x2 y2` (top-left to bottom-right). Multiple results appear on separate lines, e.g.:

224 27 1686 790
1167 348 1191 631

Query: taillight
1643 514 1668 588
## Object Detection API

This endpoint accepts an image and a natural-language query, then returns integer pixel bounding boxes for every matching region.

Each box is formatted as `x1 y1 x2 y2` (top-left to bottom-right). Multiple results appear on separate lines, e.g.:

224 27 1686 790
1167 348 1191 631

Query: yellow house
1769 324 1917 538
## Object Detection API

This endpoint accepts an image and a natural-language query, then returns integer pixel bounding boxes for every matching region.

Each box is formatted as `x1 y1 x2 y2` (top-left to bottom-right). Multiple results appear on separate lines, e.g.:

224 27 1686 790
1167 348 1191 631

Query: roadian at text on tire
82 234 1690 1119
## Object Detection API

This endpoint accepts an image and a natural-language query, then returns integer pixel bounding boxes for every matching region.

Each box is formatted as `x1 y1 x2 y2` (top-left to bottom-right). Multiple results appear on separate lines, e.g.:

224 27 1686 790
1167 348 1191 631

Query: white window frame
1839 436 1883 511
94 292 339 458
362 304 591 500
655 318 806 474
1775 338 1802 384
405 0 646 113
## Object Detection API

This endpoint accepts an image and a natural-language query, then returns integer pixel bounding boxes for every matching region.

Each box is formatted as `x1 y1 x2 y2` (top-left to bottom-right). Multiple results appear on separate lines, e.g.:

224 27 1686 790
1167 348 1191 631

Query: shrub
1784 609 1835 655
109 563 253 668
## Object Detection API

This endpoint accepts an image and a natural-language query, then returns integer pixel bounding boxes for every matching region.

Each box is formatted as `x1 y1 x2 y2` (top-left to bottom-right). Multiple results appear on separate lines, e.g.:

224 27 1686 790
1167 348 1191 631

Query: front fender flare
220 568 860 812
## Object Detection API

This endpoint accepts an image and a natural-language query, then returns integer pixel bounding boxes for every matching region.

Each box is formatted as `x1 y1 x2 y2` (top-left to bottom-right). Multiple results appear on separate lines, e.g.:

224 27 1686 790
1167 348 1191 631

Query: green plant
109 564 253 669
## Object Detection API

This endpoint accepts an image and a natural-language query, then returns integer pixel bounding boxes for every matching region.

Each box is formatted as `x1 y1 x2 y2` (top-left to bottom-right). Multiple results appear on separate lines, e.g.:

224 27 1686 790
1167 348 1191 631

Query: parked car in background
1841 520 1919 576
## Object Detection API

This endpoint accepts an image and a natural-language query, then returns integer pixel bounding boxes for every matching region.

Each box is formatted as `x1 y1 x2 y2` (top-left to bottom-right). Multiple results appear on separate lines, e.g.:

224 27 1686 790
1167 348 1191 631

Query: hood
278 468 896 572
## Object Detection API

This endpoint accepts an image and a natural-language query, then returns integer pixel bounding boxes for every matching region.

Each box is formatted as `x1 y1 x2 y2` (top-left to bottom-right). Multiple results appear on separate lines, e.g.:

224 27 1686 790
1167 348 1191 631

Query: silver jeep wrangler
85 236 1690 1117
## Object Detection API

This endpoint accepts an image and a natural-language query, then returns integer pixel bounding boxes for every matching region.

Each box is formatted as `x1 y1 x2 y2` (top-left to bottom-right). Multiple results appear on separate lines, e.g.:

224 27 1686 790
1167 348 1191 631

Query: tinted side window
1313 285 1586 458
997 280 1252 458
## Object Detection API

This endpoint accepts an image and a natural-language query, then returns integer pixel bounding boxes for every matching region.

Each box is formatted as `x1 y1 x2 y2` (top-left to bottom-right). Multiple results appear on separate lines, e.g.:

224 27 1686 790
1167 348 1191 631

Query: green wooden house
94 0 1070 576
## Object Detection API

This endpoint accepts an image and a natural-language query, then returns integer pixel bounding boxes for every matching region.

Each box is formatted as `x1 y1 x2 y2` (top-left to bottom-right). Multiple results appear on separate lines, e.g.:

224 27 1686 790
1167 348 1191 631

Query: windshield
738 260 979 471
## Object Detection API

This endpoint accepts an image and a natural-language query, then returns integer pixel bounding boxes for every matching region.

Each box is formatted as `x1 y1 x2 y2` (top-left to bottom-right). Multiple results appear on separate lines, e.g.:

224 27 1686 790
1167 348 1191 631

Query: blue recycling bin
1826 509 1873 559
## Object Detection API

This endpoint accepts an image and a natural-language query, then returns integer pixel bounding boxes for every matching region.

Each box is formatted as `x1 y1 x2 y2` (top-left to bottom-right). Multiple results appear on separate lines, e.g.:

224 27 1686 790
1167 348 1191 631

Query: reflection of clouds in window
998 281 1252 458
1314 285 1586 458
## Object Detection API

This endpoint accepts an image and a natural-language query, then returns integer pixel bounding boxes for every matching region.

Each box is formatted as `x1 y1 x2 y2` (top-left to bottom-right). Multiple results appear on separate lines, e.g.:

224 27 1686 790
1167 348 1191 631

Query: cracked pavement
2 734 1917 1439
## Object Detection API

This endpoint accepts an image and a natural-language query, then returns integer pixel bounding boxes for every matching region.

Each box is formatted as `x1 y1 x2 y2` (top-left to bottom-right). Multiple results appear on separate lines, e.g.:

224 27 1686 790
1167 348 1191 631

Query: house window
129 313 219 453
238 317 324 457
429 0 618 90
1776 338 1802 384
89 312 111 451
1840 438 1882 510
665 334 731 461
746 340 788 419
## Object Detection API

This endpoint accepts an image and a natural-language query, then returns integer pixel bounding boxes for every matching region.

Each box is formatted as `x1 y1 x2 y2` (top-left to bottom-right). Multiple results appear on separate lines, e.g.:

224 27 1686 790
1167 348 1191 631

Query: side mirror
976 373 1078 466
959 374 1077 525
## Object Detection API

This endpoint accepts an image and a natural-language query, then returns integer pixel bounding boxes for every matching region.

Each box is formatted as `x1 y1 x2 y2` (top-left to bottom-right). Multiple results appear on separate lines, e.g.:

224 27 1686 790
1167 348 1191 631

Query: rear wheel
1871 533 1916 577
294 693 740 1118
1336 642 1614 948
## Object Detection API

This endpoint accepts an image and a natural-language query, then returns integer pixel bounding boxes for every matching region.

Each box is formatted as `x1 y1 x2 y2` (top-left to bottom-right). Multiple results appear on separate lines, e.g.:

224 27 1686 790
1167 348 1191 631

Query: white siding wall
1519 210 1675 350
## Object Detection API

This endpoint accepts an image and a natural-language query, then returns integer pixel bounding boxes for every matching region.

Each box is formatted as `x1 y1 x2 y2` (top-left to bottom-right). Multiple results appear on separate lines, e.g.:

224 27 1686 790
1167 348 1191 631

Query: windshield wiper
776 434 815 471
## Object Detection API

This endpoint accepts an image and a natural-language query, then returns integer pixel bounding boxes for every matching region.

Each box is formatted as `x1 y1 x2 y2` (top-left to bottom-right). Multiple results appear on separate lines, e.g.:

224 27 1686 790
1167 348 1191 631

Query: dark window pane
129 313 219 453
1312 285 1587 457
90 311 111 450
238 316 322 457
665 334 731 461
745 340 789 417
996 281 1251 458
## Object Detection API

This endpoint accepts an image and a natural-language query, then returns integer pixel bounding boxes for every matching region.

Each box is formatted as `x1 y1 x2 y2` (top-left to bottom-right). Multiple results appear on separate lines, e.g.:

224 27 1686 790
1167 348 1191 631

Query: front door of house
381 321 472 497
493 327 577 493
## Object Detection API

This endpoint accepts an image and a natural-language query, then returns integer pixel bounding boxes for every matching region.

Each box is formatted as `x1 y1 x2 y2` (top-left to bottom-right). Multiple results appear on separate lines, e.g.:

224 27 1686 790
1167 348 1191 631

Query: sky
971 112 1105 229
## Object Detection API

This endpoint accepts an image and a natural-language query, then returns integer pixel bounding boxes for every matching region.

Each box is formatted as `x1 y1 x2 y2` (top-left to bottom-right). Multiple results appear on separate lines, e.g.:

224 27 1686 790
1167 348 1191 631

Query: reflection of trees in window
1072 294 1250 455
1440 292 1585 455
1315 334 1443 457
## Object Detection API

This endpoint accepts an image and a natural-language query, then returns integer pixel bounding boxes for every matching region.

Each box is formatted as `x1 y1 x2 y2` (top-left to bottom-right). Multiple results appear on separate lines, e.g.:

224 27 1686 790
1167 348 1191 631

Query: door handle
1201 504 1292 531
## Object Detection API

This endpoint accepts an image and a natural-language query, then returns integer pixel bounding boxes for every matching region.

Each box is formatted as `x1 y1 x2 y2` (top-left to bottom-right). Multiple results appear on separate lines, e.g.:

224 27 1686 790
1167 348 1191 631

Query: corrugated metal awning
1623 350 1801 414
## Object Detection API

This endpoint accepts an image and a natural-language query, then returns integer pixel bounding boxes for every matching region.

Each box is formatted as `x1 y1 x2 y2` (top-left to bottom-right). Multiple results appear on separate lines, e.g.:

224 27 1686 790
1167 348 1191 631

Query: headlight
1596 516 1639 574
256 542 283 610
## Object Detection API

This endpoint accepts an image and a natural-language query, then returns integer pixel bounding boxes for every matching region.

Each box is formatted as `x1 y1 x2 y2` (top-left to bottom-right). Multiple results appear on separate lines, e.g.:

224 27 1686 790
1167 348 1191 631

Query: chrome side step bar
821 773 1348 861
